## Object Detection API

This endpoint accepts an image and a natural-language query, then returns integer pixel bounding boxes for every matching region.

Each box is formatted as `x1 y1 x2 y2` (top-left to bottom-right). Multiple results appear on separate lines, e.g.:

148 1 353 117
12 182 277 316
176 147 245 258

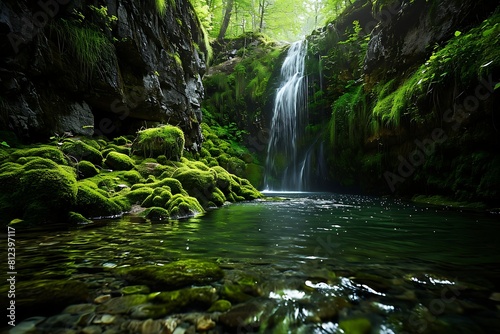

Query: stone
208 299 232 312
196 316 215 331
121 285 151 295
116 260 223 290
94 295 112 304
97 295 149 314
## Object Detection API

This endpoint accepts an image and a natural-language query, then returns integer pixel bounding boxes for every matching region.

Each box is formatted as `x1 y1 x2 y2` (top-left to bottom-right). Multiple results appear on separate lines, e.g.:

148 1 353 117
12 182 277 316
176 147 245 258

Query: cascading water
264 40 309 191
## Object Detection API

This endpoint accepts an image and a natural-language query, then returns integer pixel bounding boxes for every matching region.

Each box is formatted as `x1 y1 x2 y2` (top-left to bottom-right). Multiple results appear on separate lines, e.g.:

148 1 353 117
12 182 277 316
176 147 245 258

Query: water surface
10 192 500 332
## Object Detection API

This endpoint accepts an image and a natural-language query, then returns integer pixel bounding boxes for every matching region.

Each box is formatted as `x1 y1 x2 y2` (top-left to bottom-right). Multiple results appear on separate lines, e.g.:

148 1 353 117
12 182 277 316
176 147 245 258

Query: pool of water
6 192 500 333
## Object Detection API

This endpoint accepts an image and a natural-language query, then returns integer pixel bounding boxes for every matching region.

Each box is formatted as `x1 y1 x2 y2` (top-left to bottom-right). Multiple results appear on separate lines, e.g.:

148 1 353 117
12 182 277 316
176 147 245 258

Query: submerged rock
117 260 224 290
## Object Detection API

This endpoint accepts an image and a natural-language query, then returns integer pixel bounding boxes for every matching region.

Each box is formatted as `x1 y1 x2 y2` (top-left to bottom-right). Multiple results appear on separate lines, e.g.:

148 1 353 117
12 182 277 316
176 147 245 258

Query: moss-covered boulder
149 286 218 314
132 125 185 160
143 206 170 221
8 280 89 319
61 139 103 165
166 193 205 218
117 260 224 290
0 157 78 224
141 187 172 208
172 167 216 200
11 145 67 165
104 151 135 171
74 182 124 218
77 160 99 178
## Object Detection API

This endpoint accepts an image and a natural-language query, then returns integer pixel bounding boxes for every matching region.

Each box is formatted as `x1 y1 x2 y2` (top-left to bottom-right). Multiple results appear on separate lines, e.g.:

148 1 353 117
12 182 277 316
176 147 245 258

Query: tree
218 0 234 40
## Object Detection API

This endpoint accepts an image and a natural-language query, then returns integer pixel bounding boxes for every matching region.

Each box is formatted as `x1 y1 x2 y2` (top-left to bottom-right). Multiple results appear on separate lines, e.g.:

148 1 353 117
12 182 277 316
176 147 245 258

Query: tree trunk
258 0 265 32
218 0 234 41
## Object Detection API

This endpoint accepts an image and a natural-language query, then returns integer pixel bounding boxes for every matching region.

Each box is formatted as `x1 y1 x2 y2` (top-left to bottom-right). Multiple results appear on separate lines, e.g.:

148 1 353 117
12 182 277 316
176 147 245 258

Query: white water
264 40 309 191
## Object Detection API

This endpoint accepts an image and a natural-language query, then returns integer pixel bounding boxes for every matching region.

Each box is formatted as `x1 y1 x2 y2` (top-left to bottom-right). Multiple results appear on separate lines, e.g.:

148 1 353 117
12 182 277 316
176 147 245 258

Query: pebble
81 325 102 334
95 294 112 304
196 316 216 331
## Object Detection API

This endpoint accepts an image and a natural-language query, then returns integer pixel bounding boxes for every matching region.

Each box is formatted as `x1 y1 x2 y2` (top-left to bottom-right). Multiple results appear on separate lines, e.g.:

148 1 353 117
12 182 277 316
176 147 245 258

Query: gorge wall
304 0 500 204
0 0 208 150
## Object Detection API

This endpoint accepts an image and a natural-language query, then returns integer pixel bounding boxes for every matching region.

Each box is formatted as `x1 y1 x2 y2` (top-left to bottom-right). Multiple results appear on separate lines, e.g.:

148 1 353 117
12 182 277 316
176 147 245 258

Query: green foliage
51 19 116 81
155 0 167 15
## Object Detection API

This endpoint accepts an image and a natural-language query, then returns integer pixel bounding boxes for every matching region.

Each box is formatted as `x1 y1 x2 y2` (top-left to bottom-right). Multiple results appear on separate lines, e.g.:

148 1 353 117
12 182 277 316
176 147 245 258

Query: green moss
68 211 92 224
61 139 103 165
11 145 67 165
244 163 264 188
132 125 185 160
116 259 223 290
339 317 371 334
172 167 216 198
104 151 135 171
0 160 77 224
74 183 123 218
113 136 132 145
126 187 154 204
141 187 172 208
77 160 99 178
102 143 131 156
149 286 218 315
208 299 232 312
142 207 170 221
166 193 205 218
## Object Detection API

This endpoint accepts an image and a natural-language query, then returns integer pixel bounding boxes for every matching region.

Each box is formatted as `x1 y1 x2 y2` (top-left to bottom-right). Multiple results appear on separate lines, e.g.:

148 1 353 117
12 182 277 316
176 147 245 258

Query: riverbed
6 192 500 333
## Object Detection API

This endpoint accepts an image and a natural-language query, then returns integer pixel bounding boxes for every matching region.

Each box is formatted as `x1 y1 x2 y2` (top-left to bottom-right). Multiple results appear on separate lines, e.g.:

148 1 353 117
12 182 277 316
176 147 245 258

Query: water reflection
11 192 500 332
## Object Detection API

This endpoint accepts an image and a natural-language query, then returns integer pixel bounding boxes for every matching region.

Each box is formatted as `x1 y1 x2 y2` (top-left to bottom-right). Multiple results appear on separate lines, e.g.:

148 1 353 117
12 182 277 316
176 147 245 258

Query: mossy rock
221 284 255 303
150 286 218 314
132 125 185 160
86 170 143 192
11 145 67 165
141 187 172 208
339 317 371 334
211 166 234 194
113 136 132 145
172 167 216 201
104 151 135 171
166 193 205 218
74 183 123 218
77 160 99 178
244 163 264 189
103 143 132 156
208 299 232 312
68 211 92 224
117 259 224 290
11 280 89 319
1 159 79 223
61 139 103 165
136 161 172 177
211 187 226 206
121 285 150 295
126 187 154 204
96 294 149 315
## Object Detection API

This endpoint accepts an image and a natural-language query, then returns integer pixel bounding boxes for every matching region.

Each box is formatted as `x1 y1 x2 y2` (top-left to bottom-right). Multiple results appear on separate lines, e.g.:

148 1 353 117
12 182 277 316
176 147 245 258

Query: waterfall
264 40 308 191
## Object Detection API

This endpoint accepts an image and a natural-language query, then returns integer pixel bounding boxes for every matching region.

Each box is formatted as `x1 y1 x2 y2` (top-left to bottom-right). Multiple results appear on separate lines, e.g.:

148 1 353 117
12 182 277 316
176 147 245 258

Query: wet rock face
0 0 207 150
364 0 497 83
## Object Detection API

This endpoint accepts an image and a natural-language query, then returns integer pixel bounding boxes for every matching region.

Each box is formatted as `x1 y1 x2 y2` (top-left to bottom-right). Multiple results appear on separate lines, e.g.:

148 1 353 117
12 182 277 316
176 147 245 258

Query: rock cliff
0 0 208 150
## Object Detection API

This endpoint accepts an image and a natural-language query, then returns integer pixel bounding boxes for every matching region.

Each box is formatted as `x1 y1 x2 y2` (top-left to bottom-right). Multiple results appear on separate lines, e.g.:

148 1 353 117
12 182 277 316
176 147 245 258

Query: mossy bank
0 124 262 226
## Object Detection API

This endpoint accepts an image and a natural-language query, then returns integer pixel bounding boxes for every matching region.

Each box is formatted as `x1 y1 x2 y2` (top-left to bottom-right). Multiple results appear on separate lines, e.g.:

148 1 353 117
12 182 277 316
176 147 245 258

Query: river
7 192 500 333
